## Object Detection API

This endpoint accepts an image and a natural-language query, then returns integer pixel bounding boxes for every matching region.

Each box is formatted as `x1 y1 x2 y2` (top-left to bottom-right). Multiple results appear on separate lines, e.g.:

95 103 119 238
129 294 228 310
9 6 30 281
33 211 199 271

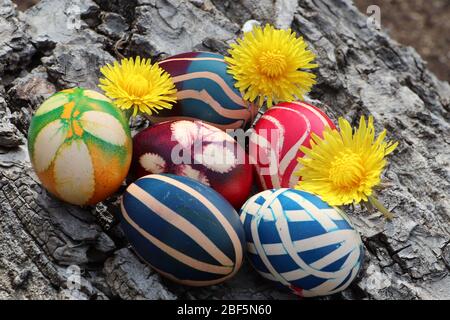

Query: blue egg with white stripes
240 189 364 297
156 52 258 130
120 173 245 286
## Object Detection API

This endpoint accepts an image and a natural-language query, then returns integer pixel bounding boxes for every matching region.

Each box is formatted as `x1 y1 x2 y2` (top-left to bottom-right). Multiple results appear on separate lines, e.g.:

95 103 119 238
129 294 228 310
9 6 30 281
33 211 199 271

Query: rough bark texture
0 0 449 300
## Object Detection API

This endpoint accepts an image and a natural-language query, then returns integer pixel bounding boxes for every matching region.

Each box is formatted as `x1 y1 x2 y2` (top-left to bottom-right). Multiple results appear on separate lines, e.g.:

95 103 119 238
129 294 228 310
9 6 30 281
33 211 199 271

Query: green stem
368 195 394 220
124 108 134 122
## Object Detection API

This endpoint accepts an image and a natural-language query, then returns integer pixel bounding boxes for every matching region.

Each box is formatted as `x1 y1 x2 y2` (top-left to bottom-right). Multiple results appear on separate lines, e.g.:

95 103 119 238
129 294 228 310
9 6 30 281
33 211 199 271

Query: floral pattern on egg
132 120 253 208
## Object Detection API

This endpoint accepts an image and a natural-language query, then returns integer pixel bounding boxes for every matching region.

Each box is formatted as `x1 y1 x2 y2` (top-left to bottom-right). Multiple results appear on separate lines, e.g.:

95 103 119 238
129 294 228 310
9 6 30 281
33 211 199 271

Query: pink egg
132 120 253 208
249 101 336 189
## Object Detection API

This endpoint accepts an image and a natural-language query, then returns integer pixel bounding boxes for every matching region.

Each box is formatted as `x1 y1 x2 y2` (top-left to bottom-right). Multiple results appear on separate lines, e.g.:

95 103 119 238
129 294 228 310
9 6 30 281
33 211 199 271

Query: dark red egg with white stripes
132 120 253 208
249 101 335 190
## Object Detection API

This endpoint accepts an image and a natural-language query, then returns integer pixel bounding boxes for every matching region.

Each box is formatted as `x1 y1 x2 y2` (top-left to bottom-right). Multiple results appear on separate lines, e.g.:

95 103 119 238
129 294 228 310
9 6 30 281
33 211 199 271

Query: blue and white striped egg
120 173 245 286
156 52 258 131
240 189 364 297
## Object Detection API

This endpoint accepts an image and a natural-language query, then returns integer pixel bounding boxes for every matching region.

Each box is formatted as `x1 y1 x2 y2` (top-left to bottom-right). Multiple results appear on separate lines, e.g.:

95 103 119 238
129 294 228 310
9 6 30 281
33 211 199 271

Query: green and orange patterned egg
28 87 132 206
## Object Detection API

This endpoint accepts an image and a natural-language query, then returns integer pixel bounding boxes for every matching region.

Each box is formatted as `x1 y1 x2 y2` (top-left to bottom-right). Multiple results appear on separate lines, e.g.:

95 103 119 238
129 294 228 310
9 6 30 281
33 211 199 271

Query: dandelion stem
368 195 394 220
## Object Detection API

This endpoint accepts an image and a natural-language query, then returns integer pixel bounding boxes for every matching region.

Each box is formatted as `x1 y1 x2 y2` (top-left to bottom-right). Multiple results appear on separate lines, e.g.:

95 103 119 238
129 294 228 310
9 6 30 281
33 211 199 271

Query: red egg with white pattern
249 101 335 190
132 120 253 208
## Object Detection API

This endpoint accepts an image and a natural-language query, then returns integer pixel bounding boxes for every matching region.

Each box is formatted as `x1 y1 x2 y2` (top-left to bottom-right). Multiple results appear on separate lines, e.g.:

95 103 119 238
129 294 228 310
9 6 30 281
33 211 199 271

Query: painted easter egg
240 189 364 297
249 101 335 190
153 52 258 131
132 120 253 208
28 87 132 205
120 173 245 286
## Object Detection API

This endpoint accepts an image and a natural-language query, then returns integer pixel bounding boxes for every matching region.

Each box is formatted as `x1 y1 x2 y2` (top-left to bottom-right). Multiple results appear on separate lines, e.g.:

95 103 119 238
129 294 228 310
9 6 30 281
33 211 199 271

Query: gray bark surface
0 0 449 300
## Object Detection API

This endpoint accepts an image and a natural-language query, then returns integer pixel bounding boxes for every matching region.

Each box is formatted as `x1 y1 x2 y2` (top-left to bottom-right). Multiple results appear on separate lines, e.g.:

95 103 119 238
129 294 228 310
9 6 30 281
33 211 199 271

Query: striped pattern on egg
240 189 364 297
120 174 246 286
250 101 335 190
152 51 258 131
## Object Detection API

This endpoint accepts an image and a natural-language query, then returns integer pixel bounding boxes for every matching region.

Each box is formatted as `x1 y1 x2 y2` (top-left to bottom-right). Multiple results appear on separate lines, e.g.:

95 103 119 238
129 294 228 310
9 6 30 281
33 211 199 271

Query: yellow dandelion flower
99 56 177 116
225 24 318 108
295 116 398 218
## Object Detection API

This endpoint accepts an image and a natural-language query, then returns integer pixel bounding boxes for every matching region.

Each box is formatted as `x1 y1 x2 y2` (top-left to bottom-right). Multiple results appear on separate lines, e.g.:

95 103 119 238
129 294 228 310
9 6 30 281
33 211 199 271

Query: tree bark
0 0 449 300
